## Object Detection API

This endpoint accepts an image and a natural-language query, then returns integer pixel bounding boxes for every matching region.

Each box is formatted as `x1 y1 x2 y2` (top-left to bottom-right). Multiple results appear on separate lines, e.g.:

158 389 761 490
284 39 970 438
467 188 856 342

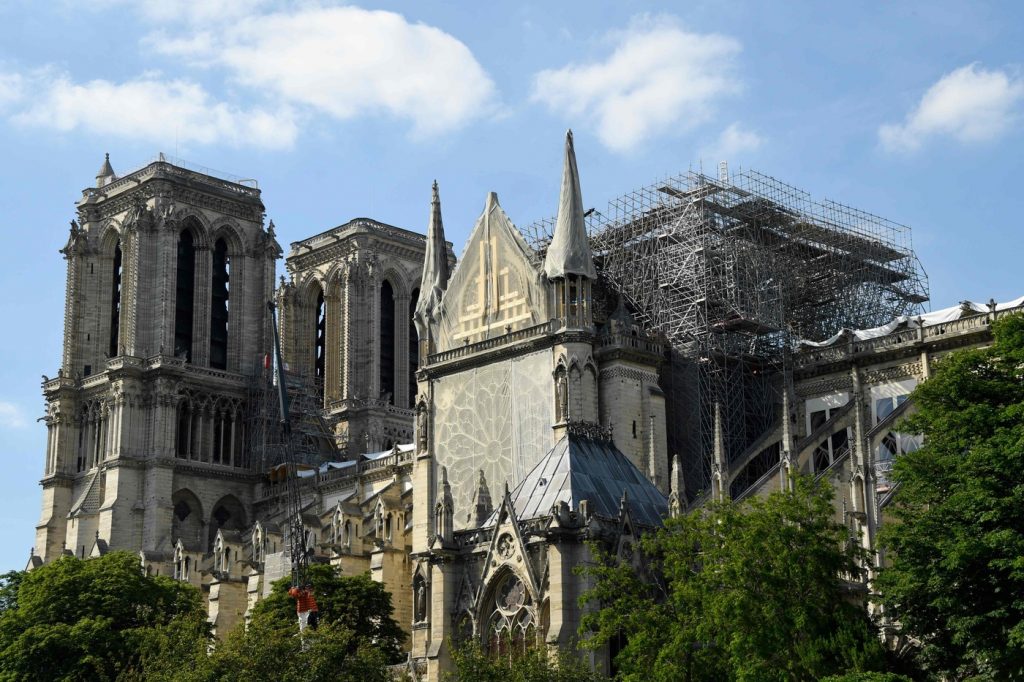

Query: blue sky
0 1 1021 572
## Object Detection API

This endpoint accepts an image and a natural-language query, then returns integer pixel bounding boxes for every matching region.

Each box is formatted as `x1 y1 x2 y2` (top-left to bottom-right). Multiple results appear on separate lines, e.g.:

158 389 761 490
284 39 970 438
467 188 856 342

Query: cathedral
31 136 1022 679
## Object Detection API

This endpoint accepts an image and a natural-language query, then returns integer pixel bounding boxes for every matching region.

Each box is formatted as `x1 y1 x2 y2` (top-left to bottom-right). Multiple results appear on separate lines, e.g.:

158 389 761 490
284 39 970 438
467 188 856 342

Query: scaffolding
245 364 339 473
521 168 928 497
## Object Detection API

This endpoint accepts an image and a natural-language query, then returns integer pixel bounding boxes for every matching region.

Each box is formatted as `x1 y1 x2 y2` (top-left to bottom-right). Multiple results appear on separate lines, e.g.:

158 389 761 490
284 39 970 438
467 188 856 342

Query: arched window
210 238 230 370
109 240 122 357
408 287 419 408
314 288 326 393
176 404 190 458
486 572 535 657
174 230 196 361
380 280 395 404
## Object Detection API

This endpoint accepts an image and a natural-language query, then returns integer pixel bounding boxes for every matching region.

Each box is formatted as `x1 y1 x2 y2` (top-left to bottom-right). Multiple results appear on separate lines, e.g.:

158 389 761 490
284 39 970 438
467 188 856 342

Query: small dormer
172 538 203 588
212 528 245 579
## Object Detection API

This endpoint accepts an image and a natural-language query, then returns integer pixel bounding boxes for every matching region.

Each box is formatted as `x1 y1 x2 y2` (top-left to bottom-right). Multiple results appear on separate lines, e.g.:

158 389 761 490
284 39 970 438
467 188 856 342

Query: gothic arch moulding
206 494 247 550
97 219 123 252
176 213 211 249
208 218 246 255
171 488 204 551
479 565 539 655
380 267 410 301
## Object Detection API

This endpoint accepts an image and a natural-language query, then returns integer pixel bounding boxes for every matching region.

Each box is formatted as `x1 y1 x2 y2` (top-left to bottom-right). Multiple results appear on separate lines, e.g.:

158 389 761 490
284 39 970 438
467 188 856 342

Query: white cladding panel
433 349 553 528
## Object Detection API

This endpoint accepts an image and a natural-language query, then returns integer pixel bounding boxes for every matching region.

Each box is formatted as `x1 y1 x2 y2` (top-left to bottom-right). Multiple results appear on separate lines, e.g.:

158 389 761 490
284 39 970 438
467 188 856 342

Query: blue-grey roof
497 434 668 527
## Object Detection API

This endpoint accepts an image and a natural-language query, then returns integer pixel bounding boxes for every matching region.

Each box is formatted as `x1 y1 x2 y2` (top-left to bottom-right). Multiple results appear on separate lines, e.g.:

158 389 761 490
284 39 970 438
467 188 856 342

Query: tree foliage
251 563 406 662
0 551 206 681
134 562 404 680
135 617 392 682
580 475 891 681
445 640 605 682
877 313 1024 679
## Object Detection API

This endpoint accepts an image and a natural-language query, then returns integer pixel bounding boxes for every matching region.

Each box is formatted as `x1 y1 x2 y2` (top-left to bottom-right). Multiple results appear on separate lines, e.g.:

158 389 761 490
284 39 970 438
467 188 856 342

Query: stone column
324 285 341 405
192 245 212 366
395 292 410 409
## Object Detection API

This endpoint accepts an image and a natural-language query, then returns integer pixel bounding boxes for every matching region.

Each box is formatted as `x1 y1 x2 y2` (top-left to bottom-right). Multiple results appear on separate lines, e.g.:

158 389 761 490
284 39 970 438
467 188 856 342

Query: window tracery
485 572 536 657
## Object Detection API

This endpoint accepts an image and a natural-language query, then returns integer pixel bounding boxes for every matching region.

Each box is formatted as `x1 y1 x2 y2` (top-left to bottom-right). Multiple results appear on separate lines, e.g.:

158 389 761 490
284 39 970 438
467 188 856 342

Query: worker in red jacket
288 584 319 632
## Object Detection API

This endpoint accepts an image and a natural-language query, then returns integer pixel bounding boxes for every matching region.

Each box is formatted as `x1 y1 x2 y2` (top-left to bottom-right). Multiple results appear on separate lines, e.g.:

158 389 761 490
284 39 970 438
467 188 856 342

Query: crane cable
268 301 308 590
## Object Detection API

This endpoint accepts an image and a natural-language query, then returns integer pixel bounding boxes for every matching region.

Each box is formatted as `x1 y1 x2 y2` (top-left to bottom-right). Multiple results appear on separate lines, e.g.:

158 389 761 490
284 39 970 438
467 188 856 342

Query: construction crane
268 301 309 589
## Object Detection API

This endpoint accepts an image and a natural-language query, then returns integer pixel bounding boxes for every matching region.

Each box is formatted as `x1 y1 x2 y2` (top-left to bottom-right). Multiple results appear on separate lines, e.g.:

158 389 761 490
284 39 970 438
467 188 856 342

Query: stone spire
415 180 450 323
435 466 454 544
671 454 686 499
95 153 116 188
543 130 596 280
467 469 493 529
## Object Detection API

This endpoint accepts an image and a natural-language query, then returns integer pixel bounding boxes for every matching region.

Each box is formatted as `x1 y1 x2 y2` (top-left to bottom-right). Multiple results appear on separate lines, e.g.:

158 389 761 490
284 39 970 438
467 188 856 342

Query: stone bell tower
36 154 279 567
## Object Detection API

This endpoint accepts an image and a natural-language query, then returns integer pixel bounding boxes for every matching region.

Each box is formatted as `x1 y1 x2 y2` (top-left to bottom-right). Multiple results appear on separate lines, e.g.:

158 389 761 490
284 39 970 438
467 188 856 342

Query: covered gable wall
434 193 549 352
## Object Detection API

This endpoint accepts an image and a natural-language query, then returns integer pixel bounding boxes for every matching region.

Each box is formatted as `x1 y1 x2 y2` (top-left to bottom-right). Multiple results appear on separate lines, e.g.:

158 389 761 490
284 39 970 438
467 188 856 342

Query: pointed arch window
486 573 535 657
380 280 395 404
174 230 196 361
109 240 122 357
210 238 230 370
314 288 326 395
409 287 419 408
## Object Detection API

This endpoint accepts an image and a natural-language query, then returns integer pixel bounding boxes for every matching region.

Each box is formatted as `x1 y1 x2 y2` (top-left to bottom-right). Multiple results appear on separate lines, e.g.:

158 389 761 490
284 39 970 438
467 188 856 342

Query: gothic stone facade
279 217 453 453
37 158 278 570
33 151 1020 680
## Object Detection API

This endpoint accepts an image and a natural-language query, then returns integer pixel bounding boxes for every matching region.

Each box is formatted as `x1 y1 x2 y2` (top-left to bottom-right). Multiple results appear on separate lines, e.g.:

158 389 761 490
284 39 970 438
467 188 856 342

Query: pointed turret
95 153 116 188
543 130 596 280
434 466 454 544
467 470 493 529
415 180 450 324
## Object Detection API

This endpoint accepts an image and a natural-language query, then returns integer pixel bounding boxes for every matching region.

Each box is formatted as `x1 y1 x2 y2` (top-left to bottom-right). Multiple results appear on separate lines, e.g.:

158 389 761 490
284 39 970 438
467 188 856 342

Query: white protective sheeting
542 130 596 280
434 192 547 350
432 349 554 529
414 181 450 324
799 295 1024 348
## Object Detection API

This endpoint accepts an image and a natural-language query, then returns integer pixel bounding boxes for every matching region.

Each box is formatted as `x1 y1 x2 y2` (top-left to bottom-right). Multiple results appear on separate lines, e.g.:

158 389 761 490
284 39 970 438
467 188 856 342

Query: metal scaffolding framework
245 365 339 473
522 167 928 497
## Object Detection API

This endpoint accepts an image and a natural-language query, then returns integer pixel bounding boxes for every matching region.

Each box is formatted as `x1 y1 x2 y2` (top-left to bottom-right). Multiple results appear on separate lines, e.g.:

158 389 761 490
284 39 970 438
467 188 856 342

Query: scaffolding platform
522 168 928 497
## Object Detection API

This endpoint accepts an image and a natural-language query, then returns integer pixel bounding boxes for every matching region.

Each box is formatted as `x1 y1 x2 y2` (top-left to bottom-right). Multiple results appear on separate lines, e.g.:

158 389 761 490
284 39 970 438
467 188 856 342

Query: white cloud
879 63 1024 152
531 17 742 152
0 402 27 430
6 72 297 149
114 0 274 25
145 6 499 136
0 72 23 109
704 122 762 161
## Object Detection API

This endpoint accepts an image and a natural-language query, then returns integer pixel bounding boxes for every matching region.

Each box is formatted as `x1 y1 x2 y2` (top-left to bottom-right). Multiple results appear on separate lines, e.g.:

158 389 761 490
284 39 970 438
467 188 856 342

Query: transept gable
435 192 549 351
477 487 540 606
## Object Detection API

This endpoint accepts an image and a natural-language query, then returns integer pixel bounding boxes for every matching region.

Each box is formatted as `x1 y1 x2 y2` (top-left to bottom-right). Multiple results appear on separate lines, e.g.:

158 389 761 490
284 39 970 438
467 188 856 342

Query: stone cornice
172 460 261 483
79 176 263 225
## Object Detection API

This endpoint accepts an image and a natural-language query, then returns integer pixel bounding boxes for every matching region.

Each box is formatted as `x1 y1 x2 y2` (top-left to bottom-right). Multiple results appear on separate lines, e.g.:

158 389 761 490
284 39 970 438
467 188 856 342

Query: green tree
251 563 406 662
0 551 207 681
136 616 392 682
445 640 605 682
0 571 22 613
580 475 890 681
877 313 1024 680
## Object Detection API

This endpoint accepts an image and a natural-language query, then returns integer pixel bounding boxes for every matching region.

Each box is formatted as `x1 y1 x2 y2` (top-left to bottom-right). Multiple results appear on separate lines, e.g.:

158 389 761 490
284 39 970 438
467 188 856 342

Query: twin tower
34 136 670 580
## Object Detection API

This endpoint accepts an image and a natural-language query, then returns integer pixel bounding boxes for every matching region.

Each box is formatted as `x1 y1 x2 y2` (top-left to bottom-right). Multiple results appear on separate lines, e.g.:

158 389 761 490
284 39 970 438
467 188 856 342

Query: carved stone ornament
496 533 514 559
497 574 526 613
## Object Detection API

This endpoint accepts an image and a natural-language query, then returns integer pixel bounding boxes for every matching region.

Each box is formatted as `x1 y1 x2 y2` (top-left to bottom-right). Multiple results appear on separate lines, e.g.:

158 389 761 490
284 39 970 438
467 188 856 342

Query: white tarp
798 295 1024 348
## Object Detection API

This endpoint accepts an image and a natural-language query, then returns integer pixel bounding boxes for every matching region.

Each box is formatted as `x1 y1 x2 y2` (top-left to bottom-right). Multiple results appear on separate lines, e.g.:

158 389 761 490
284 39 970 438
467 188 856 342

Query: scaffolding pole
521 168 928 498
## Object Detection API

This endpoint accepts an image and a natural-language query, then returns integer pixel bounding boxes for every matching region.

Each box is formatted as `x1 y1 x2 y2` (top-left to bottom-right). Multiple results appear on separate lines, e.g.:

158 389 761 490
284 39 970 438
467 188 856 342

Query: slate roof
496 433 668 527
